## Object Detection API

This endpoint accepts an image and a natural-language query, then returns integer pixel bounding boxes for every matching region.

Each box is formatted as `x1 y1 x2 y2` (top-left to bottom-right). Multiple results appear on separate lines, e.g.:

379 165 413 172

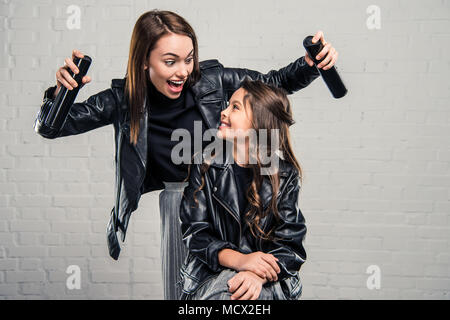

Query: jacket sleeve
34 85 117 139
180 163 239 272
262 171 307 281
221 56 320 96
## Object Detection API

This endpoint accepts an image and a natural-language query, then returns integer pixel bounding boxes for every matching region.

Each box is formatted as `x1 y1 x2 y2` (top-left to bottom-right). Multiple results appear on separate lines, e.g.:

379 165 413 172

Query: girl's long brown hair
125 10 200 145
189 78 302 241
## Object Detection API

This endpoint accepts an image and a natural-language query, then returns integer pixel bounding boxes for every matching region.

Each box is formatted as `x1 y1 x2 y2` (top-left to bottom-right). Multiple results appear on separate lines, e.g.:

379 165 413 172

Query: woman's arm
34 49 117 139
262 171 308 281
222 55 320 96
34 85 118 139
222 31 339 97
180 164 239 272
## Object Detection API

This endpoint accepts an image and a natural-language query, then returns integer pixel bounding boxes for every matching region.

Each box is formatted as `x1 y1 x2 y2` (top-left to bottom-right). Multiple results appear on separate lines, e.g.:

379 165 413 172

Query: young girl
180 79 307 300
34 9 337 299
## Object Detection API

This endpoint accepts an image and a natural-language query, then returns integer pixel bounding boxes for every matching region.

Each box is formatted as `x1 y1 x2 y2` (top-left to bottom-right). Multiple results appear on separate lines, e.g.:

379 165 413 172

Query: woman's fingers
60 67 78 88
64 57 79 75
71 49 85 60
55 50 89 91
323 50 339 70
319 46 335 69
312 30 324 44
81 76 91 84
304 52 314 67
317 43 333 68
56 68 74 90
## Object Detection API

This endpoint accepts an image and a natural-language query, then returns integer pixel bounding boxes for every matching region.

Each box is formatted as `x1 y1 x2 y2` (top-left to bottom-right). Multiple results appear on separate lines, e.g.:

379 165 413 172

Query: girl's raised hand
304 30 339 71
54 49 92 98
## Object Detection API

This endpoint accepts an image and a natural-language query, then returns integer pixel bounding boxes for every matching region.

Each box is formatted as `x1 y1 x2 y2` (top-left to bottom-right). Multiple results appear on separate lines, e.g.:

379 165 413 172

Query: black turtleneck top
144 80 208 185
232 162 254 218
232 162 256 253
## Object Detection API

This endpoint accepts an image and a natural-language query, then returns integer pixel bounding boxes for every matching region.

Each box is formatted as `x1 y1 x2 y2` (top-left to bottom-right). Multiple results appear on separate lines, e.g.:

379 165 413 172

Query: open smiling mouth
167 80 184 87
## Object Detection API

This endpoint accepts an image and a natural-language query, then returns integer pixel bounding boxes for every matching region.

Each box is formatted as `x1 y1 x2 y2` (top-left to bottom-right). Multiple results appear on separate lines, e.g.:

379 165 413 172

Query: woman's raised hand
304 30 339 71
236 251 281 282
54 49 92 98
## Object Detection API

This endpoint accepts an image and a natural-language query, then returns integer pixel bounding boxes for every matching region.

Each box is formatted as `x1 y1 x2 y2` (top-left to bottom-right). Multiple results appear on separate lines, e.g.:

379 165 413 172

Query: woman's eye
233 104 239 110
165 61 175 66
186 57 193 64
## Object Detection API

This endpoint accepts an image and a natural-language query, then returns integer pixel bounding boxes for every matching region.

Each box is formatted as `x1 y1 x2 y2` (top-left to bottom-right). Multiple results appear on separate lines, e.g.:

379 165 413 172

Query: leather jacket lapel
206 148 239 223
210 148 289 219
117 99 148 219
122 98 148 170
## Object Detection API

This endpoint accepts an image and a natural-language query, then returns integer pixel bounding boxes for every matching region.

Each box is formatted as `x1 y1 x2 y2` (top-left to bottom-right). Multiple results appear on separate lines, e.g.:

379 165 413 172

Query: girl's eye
233 104 239 110
165 61 175 66
186 57 193 64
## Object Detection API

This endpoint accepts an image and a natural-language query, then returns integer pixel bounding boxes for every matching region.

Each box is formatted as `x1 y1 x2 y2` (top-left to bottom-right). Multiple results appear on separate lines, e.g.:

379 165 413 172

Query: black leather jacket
34 57 319 261
179 148 307 300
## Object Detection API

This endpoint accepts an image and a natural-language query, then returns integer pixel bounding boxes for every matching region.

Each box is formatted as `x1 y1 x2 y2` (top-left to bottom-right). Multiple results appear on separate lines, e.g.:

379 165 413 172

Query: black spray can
303 36 347 98
44 55 92 129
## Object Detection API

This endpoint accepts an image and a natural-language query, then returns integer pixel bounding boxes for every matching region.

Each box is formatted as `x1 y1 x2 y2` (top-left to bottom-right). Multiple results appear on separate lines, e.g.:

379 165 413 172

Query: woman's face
145 32 194 99
218 87 254 141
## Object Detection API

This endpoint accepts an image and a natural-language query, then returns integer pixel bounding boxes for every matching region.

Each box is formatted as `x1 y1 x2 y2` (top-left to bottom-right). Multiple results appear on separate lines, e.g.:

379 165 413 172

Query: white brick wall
0 0 449 299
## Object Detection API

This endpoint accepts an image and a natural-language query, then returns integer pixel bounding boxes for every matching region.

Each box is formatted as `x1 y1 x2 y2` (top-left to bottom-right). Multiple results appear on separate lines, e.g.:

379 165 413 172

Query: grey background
0 0 449 299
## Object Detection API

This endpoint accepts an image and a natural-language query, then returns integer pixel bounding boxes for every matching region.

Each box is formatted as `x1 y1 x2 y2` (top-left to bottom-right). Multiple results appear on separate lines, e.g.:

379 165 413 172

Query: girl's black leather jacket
34 57 319 261
179 148 307 300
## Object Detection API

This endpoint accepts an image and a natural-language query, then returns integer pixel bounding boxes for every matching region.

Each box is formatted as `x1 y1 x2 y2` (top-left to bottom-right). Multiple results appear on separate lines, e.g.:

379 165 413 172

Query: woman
179 79 306 300
34 10 338 299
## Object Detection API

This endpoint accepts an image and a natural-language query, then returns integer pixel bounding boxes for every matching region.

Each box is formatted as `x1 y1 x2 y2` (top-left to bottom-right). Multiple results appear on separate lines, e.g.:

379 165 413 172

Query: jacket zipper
212 193 242 245
120 125 146 192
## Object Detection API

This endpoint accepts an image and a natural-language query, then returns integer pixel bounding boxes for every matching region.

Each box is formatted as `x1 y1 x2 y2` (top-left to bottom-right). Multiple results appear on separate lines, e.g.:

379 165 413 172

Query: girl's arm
218 249 280 282
262 171 308 281
180 163 239 272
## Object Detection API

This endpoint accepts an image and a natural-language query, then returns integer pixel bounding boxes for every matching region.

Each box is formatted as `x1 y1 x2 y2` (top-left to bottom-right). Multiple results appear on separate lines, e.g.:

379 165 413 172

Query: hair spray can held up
303 36 347 98
43 55 92 129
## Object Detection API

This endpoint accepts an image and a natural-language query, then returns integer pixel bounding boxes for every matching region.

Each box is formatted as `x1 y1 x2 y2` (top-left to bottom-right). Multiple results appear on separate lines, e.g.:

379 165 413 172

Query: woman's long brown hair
125 10 200 145
190 79 303 241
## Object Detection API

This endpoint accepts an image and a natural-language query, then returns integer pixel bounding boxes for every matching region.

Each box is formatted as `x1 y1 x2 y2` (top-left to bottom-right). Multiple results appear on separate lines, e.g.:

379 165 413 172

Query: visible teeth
170 80 183 84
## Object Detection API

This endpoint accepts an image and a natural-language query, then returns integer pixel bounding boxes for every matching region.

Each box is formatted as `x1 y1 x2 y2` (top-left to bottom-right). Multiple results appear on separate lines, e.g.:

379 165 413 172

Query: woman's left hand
304 30 339 70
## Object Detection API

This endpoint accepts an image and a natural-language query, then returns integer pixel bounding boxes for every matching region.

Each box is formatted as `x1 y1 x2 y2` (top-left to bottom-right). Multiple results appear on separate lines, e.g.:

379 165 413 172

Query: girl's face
145 32 194 99
218 88 253 141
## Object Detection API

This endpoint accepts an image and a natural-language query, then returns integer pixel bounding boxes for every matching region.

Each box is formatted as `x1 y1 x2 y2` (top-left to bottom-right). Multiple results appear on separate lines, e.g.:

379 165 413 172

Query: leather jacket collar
179 145 306 300
207 144 290 222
